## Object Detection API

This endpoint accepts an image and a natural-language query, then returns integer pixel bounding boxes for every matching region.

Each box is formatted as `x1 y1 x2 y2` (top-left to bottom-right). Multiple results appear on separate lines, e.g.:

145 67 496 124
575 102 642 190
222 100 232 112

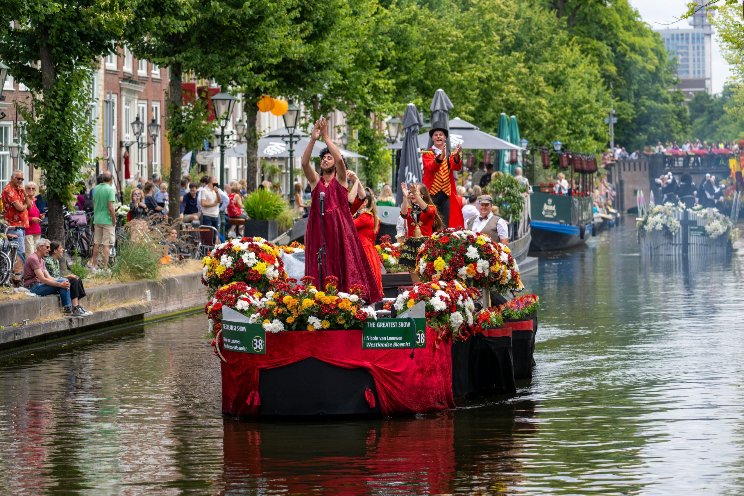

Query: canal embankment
0 271 206 350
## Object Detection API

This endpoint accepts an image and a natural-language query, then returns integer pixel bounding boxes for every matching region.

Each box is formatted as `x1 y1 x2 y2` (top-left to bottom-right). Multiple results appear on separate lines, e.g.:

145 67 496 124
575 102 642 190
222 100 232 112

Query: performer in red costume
301 117 383 303
421 127 464 229
352 185 383 294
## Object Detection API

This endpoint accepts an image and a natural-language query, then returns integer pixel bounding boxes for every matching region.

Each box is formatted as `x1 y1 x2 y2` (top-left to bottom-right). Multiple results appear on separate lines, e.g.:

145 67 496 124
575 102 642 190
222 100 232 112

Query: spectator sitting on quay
44 240 92 316
24 238 87 317
180 183 200 224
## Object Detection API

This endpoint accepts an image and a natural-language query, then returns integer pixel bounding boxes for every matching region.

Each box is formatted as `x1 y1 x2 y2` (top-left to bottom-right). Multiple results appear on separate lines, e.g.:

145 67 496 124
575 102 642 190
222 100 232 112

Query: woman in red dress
301 117 383 303
352 185 382 294
398 183 442 281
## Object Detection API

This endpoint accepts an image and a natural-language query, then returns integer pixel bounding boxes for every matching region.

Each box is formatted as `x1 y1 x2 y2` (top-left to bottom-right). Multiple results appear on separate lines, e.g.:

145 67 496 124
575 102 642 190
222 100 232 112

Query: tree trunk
40 30 65 243
244 97 259 192
168 63 183 220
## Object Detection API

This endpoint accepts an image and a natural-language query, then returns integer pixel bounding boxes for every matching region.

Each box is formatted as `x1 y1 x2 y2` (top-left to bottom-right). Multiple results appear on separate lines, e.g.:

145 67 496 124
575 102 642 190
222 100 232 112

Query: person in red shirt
352 186 382 294
2 170 32 261
398 182 442 280
421 128 464 229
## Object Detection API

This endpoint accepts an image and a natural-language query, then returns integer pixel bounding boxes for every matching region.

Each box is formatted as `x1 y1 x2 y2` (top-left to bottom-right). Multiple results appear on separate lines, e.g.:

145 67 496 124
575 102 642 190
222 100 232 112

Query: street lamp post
385 117 401 192
281 100 301 206
211 91 237 187
8 140 19 169
131 115 161 178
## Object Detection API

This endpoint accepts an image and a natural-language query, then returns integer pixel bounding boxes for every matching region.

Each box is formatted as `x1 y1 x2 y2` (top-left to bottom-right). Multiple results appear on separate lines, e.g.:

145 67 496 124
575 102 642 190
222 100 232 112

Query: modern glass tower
655 0 712 96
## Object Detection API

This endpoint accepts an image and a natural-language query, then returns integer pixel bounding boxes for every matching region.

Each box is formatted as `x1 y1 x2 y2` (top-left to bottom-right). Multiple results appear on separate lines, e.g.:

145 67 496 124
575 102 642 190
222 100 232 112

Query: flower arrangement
278 241 305 254
417 229 523 294
693 207 732 239
637 202 682 236
205 281 263 337
206 276 376 334
499 294 540 321
201 237 287 293
393 280 479 341
473 306 504 333
375 235 404 273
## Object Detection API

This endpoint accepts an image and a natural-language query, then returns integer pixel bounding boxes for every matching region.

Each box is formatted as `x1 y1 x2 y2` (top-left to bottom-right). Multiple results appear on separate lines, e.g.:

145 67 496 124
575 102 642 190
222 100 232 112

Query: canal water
1 221 743 494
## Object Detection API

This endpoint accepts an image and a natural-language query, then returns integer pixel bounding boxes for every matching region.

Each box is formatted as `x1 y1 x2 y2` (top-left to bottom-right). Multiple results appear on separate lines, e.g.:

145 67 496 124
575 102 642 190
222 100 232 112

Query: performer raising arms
301 117 383 303
421 127 465 229
398 182 442 281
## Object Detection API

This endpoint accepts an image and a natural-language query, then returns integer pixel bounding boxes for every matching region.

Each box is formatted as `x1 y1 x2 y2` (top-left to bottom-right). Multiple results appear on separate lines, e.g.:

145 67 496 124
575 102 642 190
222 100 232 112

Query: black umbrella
428 89 454 152
396 103 424 205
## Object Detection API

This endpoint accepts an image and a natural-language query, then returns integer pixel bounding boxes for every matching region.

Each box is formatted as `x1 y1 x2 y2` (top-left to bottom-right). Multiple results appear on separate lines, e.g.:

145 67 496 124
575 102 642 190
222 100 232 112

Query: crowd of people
655 171 735 210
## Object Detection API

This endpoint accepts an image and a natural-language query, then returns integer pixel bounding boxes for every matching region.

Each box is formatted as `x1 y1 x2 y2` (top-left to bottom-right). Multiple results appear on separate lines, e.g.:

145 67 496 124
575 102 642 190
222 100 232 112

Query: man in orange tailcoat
422 127 464 229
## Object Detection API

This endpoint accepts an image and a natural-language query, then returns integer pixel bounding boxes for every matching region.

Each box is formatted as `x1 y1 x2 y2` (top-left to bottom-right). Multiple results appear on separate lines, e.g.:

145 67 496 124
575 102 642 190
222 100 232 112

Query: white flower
263 319 284 333
465 245 479 260
247 314 260 324
362 306 377 319
394 292 409 311
457 266 469 280
450 311 464 330
500 252 509 263
308 316 322 329
476 259 490 274
220 254 233 268
431 296 447 311
236 297 254 311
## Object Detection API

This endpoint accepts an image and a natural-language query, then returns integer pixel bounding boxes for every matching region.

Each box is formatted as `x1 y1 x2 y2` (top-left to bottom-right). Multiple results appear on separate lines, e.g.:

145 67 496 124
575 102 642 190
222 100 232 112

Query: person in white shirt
466 194 509 244
554 173 569 195
461 195 478 226
200 177 221 243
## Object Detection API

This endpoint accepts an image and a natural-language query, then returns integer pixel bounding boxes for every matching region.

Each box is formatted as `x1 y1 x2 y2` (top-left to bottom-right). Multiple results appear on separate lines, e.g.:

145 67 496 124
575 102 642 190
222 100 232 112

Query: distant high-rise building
655 0 712 97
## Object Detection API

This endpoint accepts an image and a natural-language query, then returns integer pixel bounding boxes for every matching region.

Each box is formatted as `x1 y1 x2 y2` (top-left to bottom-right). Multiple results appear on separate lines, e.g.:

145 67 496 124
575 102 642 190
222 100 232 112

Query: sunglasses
25 187 36 190
15 177 24 181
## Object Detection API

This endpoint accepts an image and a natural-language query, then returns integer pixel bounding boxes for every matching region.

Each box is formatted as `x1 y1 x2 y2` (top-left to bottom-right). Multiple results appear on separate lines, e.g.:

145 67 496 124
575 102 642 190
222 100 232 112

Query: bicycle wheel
0 250 11 286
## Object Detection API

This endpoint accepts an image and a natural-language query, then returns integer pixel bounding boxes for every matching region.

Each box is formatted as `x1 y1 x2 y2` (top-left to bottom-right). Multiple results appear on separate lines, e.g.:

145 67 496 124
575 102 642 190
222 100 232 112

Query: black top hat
428 127 448 138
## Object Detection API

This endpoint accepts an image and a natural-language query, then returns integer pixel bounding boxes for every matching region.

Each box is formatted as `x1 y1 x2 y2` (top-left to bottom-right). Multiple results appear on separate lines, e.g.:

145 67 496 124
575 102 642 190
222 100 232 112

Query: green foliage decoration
484 173 528 221
111 241 161 281
243 189 287 221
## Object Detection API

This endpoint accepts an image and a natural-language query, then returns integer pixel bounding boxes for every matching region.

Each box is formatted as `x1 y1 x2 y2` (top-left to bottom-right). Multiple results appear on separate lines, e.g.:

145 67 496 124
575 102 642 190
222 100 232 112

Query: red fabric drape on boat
220 328 455 417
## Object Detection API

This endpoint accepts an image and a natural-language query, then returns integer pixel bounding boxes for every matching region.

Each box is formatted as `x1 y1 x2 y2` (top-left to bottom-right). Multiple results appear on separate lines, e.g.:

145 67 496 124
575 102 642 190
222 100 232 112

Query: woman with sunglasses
129 188 147 220
24 182 43 256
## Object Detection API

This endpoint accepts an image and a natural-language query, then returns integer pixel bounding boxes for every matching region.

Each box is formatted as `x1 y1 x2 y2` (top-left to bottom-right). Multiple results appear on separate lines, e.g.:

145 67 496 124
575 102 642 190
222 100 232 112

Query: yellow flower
302 298 314 310
431 283 440 290
476 237 486 246
263 319 270 324
433 257 446 272
338 300 351 311
315 291 326 301
502 246 511 254
465 264 476 277
308 325 316 331
407 298 415 308
254 262 267 274
382 253 389 261
287 316 295 324
232 245 241 252
338 317 346 325
202 256 212 266
321 320 331 329
282 295 295 306
215 265 226 276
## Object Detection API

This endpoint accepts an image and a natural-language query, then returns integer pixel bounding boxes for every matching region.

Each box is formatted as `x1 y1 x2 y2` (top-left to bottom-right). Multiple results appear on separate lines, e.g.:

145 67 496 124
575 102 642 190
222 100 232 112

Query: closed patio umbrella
396 103 424 205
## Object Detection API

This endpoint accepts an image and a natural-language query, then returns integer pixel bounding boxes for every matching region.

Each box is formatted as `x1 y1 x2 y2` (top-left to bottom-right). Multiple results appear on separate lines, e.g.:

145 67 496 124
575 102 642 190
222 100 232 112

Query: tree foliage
0 0 130 240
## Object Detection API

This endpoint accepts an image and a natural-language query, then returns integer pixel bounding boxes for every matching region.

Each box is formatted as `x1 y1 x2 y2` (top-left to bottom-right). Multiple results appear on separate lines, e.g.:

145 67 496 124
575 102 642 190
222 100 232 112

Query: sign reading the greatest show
363 318 426 349
222 321 266 354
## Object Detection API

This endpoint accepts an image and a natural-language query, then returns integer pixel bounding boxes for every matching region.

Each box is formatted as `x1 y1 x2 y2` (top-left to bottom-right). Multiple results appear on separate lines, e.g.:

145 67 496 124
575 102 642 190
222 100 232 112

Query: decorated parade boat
529 153 598 251
203 233 539 418
637 202 735 257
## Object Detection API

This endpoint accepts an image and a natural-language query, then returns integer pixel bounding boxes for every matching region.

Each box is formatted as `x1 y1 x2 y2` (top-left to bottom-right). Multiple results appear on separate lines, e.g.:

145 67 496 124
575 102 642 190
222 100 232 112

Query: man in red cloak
421 127 464 229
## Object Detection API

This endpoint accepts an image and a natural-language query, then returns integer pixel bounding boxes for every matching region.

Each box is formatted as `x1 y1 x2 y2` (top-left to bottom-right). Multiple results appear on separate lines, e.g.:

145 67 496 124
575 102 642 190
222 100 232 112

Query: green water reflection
0 222 742 494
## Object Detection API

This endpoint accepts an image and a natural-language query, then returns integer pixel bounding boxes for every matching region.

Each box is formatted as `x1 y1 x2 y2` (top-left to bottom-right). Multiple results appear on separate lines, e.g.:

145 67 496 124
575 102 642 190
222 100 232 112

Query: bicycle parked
0 223 21 286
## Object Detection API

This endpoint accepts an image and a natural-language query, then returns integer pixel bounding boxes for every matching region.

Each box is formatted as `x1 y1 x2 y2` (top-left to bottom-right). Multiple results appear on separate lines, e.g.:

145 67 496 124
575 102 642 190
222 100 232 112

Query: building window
123 99 132 147
138 58 148 76
137 102 147 178
151 102 161 169
123 47 133 73
88 74 99 163
0 124 9 190
151 63 160 79
3 74 13 91
105 51 117 70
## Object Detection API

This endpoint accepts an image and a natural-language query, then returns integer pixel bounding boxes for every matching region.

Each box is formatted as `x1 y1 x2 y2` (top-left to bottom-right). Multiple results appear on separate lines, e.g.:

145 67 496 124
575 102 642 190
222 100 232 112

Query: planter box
505 317 536 380
243 219 278 241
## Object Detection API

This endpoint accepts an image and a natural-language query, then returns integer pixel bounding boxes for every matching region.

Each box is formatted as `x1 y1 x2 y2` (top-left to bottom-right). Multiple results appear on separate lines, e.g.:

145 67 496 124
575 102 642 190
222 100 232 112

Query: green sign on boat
222 321 266 354
363 318 426 349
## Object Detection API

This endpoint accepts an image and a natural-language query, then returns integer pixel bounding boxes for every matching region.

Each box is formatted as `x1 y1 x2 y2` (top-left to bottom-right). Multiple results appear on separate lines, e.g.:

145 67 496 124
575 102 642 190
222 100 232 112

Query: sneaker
76 305 93 316
71 306 87 317
63 306 73 315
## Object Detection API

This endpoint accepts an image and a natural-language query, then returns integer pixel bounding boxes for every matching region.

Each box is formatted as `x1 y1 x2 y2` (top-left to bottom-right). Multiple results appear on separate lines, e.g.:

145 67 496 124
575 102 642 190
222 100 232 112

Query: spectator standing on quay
24 181 43 256
200 177 222 243
2 170 32 263
461 195 478 226
23 238 86 316
89 171 116 271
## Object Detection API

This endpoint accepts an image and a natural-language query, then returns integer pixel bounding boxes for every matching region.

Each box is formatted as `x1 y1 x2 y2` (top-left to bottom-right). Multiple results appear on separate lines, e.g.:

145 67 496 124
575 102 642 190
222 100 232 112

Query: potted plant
242 189 287 240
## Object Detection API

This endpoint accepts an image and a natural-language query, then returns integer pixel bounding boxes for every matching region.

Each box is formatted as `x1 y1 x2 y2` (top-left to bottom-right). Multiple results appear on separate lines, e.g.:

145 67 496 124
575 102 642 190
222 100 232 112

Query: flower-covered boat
203 235 540 418
637 203 734 257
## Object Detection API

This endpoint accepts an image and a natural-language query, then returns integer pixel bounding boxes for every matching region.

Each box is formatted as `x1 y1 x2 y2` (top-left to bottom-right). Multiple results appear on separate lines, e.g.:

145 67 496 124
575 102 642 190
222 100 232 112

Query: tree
0 0 130 241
